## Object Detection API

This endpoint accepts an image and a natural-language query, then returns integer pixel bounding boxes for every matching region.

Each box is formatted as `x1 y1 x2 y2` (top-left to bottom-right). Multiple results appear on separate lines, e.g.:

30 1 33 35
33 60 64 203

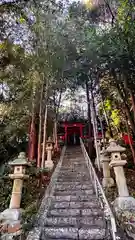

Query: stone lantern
45 137 54 170
9 152 29 209
100 149 114 188
0 152 29 235
106 139 135 209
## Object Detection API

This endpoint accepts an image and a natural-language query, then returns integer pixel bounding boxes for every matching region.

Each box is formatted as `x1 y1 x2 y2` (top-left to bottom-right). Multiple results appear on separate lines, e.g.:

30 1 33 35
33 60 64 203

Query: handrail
80 138 119 240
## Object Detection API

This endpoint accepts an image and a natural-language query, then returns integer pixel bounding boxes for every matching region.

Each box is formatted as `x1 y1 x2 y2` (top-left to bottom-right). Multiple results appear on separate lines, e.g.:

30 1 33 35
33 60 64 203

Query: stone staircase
27 146 110 240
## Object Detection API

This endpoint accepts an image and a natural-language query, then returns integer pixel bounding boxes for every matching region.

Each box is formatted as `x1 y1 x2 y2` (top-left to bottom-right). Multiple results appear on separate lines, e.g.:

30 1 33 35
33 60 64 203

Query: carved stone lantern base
0 208 21 221
0 208 22 236
113 197 135 239
113 196 135 211
45 160 54 170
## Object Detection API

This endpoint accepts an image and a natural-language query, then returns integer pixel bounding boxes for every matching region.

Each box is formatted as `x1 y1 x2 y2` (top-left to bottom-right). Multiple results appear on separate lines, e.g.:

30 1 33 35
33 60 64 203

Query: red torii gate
62 122 85 143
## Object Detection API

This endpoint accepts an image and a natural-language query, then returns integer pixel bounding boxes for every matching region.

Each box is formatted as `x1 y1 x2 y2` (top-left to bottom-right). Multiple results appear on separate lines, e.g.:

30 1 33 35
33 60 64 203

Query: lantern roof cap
106 139 126 153
9 152 29 166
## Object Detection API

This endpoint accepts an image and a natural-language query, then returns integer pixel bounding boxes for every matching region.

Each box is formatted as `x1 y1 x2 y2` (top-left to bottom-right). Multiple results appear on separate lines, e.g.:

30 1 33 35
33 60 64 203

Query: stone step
57 177 90 182
43 216 104 228
55 184 93 191
59 172 89 175
55 181 91 186
47 209 81 217
52 195 98 202
41 227 78 239
80 216 105 228
44 217 77 227
63 159 84 161
62 156 82 158
51 201 100 209
65 153 82 155
60 167 88 170
47 208 103 217
41 227 106 239
54 189 93 196
58 175 89 178
58 172 89 175
78 227 106 239
60 166 85 168
61 163 74 165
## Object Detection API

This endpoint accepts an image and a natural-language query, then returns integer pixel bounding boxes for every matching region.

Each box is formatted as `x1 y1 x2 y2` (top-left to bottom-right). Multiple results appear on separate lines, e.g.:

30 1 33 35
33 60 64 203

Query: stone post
100 149 114 188
0 152 29 236
45 137 54 170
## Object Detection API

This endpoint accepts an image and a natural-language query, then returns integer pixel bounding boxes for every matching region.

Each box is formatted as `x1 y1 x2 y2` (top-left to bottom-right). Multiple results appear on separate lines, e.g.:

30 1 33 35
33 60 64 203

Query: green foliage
104 100 112 111
111 109 120 127
19 17 26 24
22 202 38 232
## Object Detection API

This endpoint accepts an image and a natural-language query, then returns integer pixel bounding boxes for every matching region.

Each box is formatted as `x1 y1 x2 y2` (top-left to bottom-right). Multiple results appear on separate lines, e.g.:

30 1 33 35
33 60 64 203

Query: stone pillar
45 137 54 170
100 149 114 188
9 179 23 209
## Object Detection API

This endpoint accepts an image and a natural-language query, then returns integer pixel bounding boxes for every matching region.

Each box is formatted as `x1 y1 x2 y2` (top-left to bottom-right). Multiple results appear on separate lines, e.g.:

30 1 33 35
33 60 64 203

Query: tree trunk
54 89 62 151
41 81 48 169
99 116 105 148
100 92 113 138
85 77 95 160
41 105 48 169
28 88 36 161
123 76 135 126
28 115 36 161
125 117 135 165
112 70 135 135
37 84 44 168
54 120 58 151
124 104 135 135
118 82 135 134
91 87 98 134
85 78 92 138
89 81 101 171
130 90 135 123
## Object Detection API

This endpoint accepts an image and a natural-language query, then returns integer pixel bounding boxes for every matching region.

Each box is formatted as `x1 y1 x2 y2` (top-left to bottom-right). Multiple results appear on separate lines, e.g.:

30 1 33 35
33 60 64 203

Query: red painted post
80 126 83 138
